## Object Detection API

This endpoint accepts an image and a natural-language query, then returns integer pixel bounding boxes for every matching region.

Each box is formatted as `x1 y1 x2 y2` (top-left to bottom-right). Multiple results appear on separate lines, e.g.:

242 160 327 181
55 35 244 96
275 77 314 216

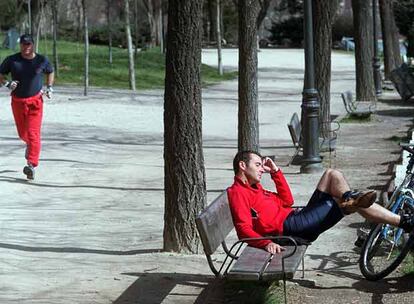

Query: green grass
339 115 373 123
0 39 237 90
401 252 414 275
224 281 284 304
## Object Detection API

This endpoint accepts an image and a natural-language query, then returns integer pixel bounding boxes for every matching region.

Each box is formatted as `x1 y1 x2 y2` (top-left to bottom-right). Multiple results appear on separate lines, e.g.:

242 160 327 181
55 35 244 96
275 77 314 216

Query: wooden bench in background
390 63 414 101
196 191 308 304
341 91 376 118
287 112 339 165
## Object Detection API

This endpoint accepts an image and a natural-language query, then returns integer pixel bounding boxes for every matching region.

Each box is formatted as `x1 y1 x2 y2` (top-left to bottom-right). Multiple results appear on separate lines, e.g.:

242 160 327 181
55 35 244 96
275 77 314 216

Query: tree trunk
82 0 89 96
207 0 217 42
163 0 206 253
159 3 164 53
153 0 162 46
313 0 339 139
52 0 59 77
216 0 223 75
379 0 401 79
352 0 376 101
134 0 139 58
76 0 82 42
238 0 260 151
124 0 136 91
144 0 156 47
34 4 42 53
107 0 113 65
256 0 271 29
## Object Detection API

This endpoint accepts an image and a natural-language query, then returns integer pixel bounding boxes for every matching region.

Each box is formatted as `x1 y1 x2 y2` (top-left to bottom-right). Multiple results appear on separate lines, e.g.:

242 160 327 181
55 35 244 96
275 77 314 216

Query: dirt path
288 93 414 303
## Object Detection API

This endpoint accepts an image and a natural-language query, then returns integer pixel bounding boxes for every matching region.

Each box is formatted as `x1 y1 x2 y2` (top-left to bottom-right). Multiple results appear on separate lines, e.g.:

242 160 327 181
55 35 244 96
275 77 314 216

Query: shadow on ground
113 272 218 304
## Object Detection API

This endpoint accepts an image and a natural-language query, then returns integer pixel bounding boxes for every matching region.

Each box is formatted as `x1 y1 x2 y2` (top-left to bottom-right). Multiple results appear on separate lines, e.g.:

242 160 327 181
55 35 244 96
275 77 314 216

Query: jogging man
228 150 414 254
0 34 54 180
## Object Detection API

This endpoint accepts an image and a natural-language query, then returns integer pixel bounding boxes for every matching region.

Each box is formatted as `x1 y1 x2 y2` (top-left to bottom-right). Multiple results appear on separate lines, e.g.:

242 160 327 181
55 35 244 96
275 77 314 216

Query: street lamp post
372 0 382 96
300 0 322 173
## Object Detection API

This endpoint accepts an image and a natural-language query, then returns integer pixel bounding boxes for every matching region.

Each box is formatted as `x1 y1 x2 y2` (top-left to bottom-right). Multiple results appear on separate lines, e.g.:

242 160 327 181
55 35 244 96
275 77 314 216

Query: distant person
227 150 414 254
0 34 54 180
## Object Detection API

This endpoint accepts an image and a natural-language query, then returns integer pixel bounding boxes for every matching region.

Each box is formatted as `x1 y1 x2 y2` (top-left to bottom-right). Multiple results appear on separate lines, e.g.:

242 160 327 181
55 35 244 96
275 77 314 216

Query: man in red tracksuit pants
0 34 54 180
227 150 414 254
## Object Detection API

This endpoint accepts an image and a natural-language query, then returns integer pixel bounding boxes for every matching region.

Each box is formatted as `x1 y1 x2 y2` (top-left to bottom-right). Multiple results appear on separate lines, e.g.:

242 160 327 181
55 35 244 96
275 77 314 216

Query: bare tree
379 0 402 79
143 0 162 47
257 0 271 29
207 0 216 42
238 0 260 151
124 0 136 90
313 0 340 139
82 0 89 96
352 0 376 101
163 0 206 253
52 0 59 77
106 0 113 65
134 0 139 58
76 0 83 42
216 0 223 75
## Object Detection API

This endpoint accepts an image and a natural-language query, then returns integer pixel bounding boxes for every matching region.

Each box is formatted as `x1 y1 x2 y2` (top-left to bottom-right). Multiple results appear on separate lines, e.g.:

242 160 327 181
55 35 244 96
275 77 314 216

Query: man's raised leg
315 169 376 213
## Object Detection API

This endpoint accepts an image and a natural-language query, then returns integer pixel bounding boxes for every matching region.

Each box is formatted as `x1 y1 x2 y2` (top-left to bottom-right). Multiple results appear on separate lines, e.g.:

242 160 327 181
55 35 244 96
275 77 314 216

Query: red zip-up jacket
227 170 294 249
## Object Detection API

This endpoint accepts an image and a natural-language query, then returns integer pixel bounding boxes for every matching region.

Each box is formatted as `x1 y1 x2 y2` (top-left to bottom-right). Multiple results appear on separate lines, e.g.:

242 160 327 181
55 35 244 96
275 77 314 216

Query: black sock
342 190 352 201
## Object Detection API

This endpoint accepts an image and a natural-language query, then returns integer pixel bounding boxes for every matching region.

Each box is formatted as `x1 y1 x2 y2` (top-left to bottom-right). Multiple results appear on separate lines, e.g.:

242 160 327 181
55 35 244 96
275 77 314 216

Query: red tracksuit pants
11 93 43 167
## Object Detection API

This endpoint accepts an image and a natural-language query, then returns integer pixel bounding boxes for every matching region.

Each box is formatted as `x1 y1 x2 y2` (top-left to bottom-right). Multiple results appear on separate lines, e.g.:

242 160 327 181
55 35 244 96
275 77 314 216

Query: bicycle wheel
359 195 414 281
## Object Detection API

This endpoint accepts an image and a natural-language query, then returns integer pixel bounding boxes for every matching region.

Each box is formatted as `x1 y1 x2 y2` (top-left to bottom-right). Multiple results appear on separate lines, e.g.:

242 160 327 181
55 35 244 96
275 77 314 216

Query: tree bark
217 0 223 75
82 0 89 96
257 0 271 29
124 0 136 91
352 0 376 101
52 0 59 77
379 0 401 79
313 0 339 139
238 0 260 151
143 0 155 47
106 0 113 65
134 0 139 58
163 0 206 253
207 0 217 42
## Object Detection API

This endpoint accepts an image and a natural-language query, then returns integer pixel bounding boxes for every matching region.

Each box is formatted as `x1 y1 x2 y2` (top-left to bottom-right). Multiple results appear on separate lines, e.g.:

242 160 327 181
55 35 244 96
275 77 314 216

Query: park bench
341 91 376 118
390 63 414 101
287 112 338 164
196 191 308 304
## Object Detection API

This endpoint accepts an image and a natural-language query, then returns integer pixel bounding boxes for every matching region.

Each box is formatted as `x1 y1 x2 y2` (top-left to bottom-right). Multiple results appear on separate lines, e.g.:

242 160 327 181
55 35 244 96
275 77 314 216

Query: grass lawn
0 39 237 90
224 280 284 304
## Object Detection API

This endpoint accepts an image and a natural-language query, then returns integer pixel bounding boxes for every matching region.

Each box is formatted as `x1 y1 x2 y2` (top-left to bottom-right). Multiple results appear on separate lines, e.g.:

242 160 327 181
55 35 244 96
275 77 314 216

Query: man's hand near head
265 242 285 254
262 157 279 174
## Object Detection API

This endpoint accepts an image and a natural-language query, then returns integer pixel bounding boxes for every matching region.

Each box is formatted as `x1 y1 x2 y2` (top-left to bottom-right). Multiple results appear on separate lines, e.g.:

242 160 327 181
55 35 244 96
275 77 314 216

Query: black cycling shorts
283 189 344 242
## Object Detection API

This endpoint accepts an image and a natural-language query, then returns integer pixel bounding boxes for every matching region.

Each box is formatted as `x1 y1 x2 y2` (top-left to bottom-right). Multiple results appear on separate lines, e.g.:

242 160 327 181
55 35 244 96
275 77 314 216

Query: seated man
227 150 414 254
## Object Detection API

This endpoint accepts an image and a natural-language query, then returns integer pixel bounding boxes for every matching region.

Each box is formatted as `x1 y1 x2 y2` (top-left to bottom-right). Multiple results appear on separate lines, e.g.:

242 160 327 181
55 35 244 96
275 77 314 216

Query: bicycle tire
359 195 414 281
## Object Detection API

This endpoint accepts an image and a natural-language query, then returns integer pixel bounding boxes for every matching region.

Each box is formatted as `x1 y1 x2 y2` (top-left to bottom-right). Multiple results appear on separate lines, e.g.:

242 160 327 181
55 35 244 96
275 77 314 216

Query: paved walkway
0 49 412 303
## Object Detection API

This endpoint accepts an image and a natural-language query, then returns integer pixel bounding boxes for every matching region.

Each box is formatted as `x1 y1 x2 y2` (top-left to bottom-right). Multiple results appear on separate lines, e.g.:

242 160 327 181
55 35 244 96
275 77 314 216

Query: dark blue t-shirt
0 53 54 98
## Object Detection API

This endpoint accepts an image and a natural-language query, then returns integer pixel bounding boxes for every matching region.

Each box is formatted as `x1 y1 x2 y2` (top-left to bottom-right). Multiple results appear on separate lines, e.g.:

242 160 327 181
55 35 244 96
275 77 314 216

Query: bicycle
359 143 414 281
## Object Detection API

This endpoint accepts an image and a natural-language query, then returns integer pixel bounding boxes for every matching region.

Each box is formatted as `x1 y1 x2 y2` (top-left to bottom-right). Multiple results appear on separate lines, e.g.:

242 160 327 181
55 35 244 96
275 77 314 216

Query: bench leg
302 255 305 279
283 273 287 304
287 147 300 166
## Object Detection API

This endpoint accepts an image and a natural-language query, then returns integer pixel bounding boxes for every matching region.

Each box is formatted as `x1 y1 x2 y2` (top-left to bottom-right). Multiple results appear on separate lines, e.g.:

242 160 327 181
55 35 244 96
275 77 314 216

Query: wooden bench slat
263 245 307 280
196 191 233 255
227 246 271 280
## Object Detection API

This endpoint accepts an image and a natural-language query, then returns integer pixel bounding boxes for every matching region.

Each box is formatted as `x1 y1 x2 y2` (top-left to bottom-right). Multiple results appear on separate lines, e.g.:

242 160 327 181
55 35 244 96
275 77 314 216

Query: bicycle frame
380 193 414 249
